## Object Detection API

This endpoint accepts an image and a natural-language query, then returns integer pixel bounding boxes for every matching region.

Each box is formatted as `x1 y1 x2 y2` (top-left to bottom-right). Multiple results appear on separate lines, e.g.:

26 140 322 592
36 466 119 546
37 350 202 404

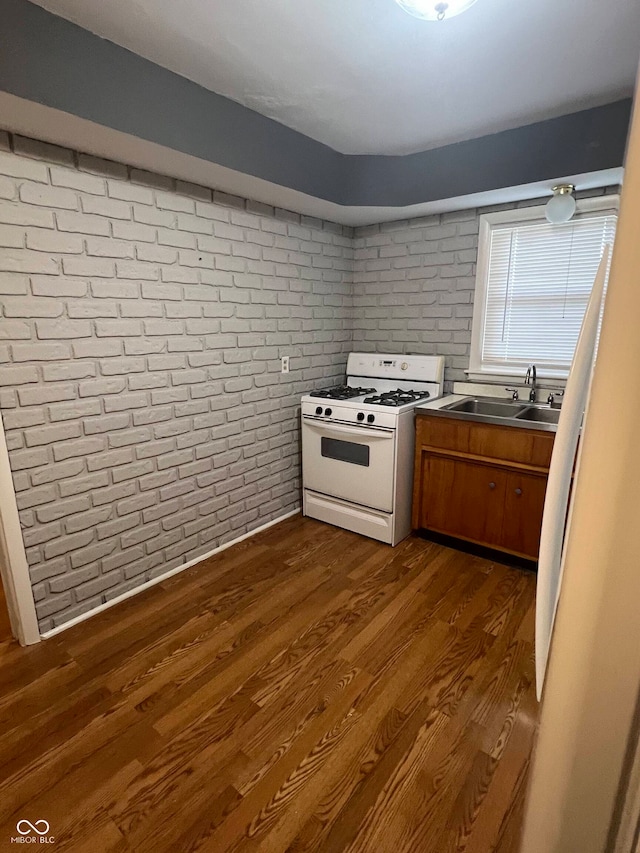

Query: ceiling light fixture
394 0 479 21
545 184 577 224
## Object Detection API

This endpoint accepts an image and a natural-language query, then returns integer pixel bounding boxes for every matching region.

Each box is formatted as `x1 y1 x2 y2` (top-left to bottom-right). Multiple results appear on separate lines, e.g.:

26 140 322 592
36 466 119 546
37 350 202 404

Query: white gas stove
301 353 444 545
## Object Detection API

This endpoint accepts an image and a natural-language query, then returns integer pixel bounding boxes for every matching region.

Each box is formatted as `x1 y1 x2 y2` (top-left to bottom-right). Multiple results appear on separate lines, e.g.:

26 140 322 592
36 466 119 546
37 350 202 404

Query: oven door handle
303 419 394 439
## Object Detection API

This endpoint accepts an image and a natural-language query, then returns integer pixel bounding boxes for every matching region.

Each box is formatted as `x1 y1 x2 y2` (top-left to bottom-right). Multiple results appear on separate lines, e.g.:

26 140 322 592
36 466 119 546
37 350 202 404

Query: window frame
469 195 620 381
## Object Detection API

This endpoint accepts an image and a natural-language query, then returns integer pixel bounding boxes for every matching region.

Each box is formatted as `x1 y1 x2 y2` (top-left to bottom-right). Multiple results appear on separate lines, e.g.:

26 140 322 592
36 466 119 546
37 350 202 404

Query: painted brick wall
0 132 353 632
353 210 478 388
352 187 618 389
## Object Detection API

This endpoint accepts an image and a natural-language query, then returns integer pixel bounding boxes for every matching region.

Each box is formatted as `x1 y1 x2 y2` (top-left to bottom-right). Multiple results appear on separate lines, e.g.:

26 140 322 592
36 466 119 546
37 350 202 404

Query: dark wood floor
0 515 537 852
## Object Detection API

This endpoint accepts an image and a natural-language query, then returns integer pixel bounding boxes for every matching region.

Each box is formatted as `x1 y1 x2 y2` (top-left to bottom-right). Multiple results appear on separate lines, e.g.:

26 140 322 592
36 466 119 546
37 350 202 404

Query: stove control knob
324 408 332 417
315 406 323 415
357 412 365 421
367 414 375 423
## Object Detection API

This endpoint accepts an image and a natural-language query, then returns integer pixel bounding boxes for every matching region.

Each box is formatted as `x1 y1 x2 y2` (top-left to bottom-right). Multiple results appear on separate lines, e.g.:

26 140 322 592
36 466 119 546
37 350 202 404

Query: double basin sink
432 396 561 432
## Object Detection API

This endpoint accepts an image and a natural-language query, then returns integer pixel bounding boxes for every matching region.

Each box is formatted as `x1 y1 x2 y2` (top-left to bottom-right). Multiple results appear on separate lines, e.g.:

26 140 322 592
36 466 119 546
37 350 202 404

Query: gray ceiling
27 0 640 156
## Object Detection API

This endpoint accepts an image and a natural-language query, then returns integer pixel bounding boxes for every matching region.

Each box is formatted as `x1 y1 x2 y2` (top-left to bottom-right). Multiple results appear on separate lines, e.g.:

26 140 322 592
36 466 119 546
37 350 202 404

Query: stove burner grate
309 385 376 401
362 388 431 407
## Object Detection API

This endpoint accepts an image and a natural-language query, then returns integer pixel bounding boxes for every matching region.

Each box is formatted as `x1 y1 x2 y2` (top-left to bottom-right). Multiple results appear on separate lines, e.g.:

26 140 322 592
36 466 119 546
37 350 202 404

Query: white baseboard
40 507 300 640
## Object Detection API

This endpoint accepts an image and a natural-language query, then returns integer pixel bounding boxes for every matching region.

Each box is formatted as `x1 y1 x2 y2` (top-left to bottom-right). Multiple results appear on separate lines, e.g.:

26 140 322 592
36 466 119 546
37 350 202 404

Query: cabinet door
421 454 507 547
501 471 548 559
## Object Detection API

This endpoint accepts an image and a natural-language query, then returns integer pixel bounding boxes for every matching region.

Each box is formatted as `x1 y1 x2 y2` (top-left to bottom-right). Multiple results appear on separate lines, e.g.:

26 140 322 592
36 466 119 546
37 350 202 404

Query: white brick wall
0 133 353 631
353 211 478 387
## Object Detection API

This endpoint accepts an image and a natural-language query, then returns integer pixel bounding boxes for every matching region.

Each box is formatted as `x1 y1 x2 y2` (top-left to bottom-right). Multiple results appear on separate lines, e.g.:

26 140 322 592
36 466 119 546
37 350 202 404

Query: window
470 198 618 379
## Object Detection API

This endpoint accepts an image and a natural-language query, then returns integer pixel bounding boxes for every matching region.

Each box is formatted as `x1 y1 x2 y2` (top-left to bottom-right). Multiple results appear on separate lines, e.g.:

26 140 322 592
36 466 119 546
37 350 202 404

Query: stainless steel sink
443 398 527 418
424 395 560 432
515 406 561 426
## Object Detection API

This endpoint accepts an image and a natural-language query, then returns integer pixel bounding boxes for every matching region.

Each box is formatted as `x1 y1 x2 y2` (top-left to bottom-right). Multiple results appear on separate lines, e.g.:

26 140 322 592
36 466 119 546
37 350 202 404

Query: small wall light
545 184 577 224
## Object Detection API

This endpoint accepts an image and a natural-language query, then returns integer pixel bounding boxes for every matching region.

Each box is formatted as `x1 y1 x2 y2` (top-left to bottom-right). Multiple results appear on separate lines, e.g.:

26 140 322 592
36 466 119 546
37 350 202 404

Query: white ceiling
28 0 640 156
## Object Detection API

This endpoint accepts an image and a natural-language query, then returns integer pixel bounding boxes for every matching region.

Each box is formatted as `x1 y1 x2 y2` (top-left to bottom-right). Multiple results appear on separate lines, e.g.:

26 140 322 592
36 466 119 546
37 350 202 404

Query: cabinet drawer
416 414 554 469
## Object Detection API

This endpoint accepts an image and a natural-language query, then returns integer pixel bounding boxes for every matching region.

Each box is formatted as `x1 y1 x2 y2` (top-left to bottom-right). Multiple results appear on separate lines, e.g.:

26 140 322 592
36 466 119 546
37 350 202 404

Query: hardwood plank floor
0 515 538 852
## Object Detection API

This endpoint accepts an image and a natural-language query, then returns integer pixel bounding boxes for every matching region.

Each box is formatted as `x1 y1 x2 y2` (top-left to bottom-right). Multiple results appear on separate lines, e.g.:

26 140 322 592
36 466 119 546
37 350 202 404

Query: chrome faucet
525 364 537 403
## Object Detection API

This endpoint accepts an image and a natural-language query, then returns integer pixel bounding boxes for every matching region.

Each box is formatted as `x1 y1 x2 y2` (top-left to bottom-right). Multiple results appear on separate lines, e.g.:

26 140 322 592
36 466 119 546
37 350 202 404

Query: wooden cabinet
420 455 507 546
413 414 555 560
501 470 548 558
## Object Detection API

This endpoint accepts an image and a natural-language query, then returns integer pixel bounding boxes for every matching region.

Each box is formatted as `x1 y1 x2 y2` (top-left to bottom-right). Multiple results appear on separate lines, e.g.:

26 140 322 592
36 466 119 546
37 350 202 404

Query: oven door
302 417 396 512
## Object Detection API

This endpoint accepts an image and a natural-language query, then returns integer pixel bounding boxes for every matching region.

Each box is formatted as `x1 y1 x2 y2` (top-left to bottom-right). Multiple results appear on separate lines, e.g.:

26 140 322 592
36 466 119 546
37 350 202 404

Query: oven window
320 437 370 467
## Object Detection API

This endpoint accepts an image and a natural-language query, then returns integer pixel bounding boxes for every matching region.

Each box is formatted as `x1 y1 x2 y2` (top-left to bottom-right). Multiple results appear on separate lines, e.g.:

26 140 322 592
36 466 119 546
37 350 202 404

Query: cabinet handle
489 482 496 490
514 488 523 495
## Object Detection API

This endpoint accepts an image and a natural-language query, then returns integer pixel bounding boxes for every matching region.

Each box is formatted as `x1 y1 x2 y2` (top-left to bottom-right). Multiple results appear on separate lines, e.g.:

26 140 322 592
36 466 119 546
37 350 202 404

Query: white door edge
0 411 40 646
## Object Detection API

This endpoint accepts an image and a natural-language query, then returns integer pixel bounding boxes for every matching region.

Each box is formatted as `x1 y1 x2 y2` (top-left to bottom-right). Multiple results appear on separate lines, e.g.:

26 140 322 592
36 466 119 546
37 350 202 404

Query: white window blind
472 208 617 378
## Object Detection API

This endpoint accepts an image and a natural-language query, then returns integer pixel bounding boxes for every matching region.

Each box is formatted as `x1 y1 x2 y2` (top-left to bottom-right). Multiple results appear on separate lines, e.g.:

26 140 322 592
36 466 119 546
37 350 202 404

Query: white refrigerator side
534 245 610 699
521 86 640 853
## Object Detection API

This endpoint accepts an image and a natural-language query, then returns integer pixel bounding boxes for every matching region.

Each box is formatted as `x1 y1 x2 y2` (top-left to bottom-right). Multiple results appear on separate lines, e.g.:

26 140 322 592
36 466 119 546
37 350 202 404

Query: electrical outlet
281 355 290 374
